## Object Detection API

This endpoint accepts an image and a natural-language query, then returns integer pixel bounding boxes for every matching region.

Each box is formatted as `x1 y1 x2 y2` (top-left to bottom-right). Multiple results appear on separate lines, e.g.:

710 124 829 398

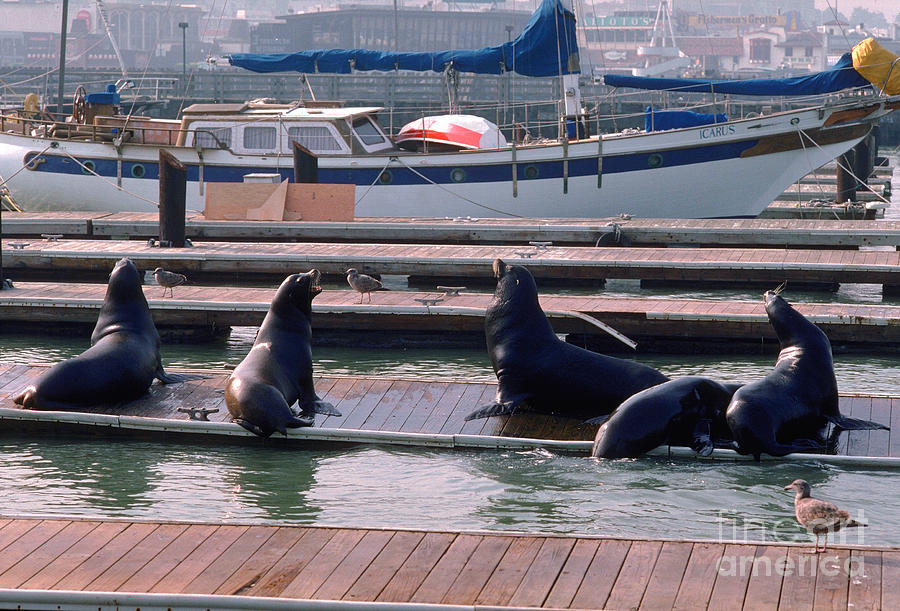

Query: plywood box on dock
204 181 355 221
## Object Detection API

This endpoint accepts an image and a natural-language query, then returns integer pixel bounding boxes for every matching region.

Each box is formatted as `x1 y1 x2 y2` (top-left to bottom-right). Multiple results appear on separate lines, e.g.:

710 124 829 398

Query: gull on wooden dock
346 268 383 303
152 267 187 298
784 479 866 553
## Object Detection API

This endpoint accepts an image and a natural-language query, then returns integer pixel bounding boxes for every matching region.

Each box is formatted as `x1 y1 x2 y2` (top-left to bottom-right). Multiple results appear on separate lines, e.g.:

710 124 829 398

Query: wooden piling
158 150 186 247
836 150 857 203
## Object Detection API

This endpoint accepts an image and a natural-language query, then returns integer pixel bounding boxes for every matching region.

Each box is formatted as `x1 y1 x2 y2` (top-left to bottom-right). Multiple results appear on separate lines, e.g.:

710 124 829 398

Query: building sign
686 15 787 27
583 16 653 28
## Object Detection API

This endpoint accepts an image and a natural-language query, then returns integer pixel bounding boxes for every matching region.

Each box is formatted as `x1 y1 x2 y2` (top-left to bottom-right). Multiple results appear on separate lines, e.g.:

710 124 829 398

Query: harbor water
0 158 898 547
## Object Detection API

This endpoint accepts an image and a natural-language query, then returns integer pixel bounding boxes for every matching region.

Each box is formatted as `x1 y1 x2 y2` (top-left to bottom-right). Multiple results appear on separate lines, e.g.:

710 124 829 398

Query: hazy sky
814 0 900 19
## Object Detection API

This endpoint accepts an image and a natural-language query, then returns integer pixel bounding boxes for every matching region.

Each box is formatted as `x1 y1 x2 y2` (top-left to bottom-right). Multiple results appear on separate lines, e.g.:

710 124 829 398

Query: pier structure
2 283 900 353
0 516 894 610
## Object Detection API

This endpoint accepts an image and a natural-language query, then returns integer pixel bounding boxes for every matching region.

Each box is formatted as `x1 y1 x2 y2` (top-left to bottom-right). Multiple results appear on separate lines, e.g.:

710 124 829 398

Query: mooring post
851 133 875 191
158 149 186 247
835 150 856 203
292 140 319 184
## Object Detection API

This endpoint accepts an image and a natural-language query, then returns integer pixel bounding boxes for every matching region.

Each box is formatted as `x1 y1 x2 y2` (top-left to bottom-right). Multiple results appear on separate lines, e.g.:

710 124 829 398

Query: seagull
153 267 187 298
346 268 383 303
784 479 866 553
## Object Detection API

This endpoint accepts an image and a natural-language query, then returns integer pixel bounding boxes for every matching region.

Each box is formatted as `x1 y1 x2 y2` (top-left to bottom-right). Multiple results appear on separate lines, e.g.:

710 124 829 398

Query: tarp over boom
228 0 579 78
604 38 900 96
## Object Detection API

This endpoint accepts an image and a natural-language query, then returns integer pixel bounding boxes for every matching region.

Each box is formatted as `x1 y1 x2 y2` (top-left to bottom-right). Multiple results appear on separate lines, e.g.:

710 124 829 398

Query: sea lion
14 257 191 411
464 259 669 422
725 289 888 460
590 376 741 459
225 270 340 437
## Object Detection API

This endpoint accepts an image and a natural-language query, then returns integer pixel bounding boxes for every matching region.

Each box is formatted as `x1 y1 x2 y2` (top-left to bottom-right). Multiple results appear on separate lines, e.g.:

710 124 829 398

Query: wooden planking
6 238 900 285
8 211 900 248
0 518 893 609
4 282 900 350
1 366 900 456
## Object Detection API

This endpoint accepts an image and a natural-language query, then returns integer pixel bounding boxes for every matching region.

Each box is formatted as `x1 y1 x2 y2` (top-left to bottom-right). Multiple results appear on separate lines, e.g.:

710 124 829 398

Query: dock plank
0 520 98 588
604 540 662 610
409 534 484 604
375 531 456 602
181 525 276 594
637 540 692 609
343 530 425 602
247 527 336 597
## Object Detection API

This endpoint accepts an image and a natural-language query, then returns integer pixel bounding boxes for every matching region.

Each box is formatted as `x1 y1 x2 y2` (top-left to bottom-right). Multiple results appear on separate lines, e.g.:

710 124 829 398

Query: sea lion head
92 258 153 344
107 257 143 298
274 269 322 317
491 258 539 304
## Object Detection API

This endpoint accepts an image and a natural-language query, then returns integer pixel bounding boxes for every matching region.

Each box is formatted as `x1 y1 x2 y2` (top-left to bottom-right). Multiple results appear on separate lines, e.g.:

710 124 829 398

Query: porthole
131 163 146 178
524 165 539 179
378 170 393 184
450 168 466 183
648 153 663 168
790 117 800 125
81 160 95 174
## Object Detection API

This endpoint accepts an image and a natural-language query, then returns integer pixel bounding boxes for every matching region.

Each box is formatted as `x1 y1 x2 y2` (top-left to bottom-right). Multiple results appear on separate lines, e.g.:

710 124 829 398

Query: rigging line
354 157 395 204
0 144 55 190
390 156 525 218
797 127 889 204
824 0 854 55
57 149 161 208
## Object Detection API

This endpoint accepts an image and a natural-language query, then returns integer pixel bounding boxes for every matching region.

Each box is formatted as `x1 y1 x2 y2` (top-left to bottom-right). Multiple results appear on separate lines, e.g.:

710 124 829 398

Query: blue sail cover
228 0 579 78
604 52 870 95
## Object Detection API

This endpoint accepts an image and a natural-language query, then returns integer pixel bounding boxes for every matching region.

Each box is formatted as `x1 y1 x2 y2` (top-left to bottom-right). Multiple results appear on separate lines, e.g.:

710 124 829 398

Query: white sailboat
0 0 895 219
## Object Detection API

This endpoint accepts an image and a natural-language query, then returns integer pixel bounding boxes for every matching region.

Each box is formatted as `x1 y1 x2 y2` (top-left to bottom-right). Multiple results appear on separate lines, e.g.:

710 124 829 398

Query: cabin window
243 126 276 150
287 126 343 153
749 38 771 63
352 117 388 146
805 47 813 57
194 127 232 149
784 47 793 57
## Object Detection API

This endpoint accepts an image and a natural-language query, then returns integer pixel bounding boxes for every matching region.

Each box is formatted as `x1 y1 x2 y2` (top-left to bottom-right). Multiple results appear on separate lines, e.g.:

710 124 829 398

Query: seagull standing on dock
784 479 866 553
346 268 383 303
153 267 187 298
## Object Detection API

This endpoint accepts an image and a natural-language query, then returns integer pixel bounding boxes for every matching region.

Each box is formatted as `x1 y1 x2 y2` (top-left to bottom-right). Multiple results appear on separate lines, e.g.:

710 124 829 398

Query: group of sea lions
13 257 339 439
466 258 888 461
12 256 888 456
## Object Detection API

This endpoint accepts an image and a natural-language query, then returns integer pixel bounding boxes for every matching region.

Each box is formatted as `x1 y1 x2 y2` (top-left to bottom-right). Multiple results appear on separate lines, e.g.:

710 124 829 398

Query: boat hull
0 101 885 219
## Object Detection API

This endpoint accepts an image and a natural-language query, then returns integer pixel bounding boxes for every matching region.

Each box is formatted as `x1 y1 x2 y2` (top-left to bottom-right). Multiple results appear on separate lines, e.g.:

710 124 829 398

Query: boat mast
94 0 129 83
55 0 69 114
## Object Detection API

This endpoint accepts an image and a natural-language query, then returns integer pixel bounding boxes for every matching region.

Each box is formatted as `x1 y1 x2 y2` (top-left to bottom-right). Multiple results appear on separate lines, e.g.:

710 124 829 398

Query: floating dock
0 517 894 610
2 283 900 353
4 212 900 247
1 366 897 464
4 239 900 291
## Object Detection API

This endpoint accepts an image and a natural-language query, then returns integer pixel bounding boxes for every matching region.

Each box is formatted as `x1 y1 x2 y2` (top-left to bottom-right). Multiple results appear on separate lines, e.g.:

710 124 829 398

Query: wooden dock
4 212 900 247
0 517 894 610
4 238 900 290
1 366 897 463
2 283 900 352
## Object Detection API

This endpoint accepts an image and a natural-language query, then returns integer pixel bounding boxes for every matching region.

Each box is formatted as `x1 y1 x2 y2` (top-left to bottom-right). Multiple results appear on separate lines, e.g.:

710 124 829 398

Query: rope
0 143 55 189
390 156 525 218
798 127 889 204
57 149 160 208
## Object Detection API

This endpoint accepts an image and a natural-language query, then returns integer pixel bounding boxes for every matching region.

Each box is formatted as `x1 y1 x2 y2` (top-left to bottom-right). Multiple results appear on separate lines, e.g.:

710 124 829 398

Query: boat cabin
176 102 397 156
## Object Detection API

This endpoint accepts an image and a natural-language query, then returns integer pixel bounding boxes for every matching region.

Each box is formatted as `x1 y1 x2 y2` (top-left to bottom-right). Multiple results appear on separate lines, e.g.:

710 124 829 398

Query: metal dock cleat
437 285 465 296
178 407 219 421
41 234 63 241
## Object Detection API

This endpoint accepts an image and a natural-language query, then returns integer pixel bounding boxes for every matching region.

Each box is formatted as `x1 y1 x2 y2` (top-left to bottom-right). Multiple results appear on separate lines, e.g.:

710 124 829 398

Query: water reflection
1 439 898 545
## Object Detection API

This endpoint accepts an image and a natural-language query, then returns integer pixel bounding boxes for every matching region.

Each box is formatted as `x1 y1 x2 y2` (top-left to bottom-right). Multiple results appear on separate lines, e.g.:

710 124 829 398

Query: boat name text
700 125 736 139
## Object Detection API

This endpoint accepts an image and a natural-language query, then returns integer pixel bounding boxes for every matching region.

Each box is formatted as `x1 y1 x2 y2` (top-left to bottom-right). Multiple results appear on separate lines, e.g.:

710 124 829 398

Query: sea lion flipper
286 414 315 429
311 400 341 416
690 419 714 457
825 414 890 431
233 418 271 438
155 367 208 384
583 414 611 426
463 400 524 421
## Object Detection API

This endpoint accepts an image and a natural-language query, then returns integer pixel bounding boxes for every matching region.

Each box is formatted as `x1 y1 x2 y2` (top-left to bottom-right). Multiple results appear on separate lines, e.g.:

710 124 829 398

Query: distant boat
0 1 896 219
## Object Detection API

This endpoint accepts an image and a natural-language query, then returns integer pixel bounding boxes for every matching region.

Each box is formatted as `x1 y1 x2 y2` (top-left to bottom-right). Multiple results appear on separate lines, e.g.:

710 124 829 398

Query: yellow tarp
852 37 900 95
